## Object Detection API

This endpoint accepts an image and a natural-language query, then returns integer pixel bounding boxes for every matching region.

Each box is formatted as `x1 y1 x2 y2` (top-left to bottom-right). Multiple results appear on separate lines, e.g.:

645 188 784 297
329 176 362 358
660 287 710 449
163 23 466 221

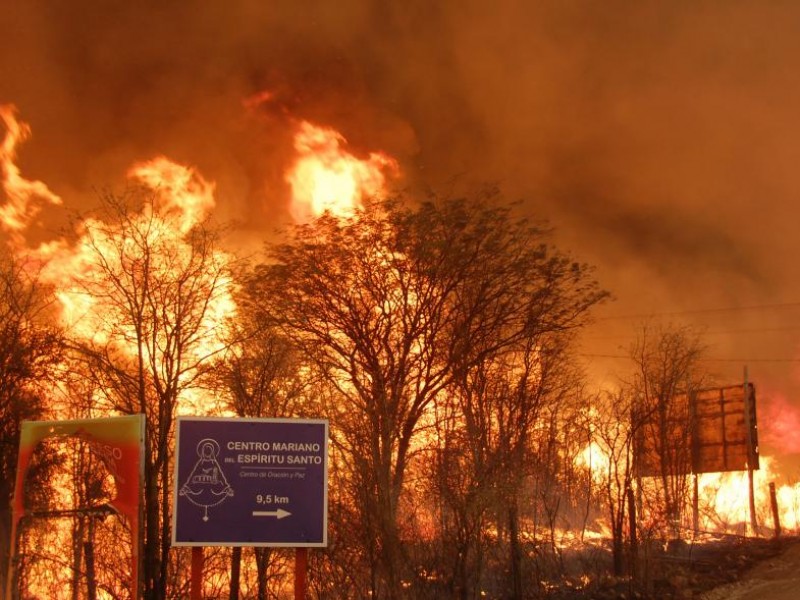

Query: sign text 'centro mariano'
172 417 328 547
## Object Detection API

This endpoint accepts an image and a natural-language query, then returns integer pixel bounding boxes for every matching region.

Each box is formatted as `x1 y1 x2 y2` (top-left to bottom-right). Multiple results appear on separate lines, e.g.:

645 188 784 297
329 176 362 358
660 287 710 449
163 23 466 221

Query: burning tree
631 323 707 537
429 308 595 598
583 386 641 578
45 180 235 599
0 256 63 596
216 283 308 421
252 194 607 598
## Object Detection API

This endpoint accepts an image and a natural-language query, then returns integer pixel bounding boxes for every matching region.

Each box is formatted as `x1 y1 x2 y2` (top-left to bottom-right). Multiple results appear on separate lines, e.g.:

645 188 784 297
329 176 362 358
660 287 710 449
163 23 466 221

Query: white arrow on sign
252 508 292 519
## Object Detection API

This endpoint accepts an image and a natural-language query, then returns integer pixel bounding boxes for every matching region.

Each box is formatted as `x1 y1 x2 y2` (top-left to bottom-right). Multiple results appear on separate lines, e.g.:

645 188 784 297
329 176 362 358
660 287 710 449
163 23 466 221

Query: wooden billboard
635 383 758 477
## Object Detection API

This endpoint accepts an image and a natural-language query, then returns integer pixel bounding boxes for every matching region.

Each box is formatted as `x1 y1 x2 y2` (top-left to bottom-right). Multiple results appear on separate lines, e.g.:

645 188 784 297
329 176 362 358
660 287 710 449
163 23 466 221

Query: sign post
172 417 328 597
295 547 308 600
190 547 203 600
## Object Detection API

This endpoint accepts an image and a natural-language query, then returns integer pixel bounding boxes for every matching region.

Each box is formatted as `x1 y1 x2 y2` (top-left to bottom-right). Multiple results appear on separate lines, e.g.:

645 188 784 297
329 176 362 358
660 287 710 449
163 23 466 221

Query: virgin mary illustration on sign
179 438 234 521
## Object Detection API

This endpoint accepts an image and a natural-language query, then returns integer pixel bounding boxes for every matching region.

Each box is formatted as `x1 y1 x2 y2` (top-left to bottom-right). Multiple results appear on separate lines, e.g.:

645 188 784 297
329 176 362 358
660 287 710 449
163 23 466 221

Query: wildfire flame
34 156 233 361
128 156 216 234
285 120 398 222
6 95 800 598
0 105 62 242
579 441 800 536
1 109 236 594
0 107 402 417
697 457 800 533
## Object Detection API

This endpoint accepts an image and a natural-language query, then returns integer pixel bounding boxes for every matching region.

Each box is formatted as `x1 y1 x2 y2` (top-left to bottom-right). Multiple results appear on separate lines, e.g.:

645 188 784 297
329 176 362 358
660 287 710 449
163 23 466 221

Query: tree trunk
0 509 9 600
159 452 171 600
71 517 83 600
508 502 522 600
84 535 97 600
143 444 160 600
611 531 624 577
628 487 638 582
255 547 270 600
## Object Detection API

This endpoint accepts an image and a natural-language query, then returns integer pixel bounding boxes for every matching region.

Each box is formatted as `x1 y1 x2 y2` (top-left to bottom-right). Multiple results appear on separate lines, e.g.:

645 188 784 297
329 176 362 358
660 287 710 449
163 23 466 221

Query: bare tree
215 281 308 420
426 385 496 600
0 255 63 597
61 189 234 599
433 343 551 600
252 194 607 598
585 386 640 577
630 323 707 537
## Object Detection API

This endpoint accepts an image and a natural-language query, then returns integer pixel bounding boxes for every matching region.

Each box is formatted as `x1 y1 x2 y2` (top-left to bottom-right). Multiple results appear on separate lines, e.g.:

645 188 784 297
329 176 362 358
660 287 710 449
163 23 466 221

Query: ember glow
286 120 398 222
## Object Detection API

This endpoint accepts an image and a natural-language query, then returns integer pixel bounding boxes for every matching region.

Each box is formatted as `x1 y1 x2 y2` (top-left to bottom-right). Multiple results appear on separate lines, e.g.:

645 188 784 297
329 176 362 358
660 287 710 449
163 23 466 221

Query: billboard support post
769 482 782 538
190 547 203 600
743 367 758 534
295 547 308 600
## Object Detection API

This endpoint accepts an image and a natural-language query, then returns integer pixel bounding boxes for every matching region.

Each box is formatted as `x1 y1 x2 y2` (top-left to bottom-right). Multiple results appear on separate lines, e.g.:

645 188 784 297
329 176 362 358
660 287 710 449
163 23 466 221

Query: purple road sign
171 417 328 547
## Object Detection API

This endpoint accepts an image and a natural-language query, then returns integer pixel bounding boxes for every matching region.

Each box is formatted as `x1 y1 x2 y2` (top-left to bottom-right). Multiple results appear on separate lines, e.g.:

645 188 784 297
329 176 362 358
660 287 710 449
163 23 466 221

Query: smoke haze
3 1 800 461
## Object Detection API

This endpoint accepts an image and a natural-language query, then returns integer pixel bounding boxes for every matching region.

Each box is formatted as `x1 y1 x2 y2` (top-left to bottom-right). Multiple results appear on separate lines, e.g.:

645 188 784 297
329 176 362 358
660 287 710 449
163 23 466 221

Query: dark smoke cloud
3 1 800 458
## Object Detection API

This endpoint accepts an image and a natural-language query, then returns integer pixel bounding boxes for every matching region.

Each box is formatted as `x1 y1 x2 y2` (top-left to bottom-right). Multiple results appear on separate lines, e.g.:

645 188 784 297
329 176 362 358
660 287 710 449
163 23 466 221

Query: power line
596 302 800 321
583 325 800 342
697 357 800 363
580 353 800 363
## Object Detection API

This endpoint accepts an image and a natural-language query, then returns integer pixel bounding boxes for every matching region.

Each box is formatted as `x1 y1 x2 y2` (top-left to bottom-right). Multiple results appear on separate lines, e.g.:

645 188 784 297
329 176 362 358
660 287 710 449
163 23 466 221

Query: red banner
6 414 145 599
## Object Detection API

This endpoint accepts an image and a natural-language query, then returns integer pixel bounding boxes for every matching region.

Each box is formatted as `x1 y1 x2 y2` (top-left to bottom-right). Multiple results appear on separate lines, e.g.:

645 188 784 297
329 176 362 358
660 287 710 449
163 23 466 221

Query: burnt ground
547 534 800 599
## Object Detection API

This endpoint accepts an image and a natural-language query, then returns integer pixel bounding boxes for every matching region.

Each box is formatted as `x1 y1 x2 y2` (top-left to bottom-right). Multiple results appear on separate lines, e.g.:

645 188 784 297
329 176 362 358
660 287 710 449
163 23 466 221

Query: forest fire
579 441 799 537
4 2 800 597
0 107 399 374
0 106 398 413
2 103 800 600
33 156 234 371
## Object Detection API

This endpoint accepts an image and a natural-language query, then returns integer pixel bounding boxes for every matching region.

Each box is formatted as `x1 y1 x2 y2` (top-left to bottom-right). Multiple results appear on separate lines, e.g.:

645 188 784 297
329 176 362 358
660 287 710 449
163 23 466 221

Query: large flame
579 439 800 536
285 120 397 222
3 113 235 594
129 156 216 234
0 105 62 242
36 156 233 367
698 457 800 533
